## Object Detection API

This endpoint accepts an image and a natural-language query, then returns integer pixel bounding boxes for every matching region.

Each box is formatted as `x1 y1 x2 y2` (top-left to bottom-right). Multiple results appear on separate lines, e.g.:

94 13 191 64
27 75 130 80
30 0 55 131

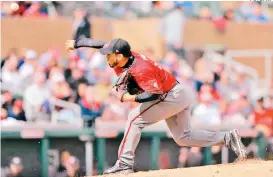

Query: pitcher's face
106 53 119 68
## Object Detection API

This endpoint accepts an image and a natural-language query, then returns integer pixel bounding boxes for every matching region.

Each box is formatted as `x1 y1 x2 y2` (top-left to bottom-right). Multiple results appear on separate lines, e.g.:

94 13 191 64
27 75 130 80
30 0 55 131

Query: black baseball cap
99 38 131 57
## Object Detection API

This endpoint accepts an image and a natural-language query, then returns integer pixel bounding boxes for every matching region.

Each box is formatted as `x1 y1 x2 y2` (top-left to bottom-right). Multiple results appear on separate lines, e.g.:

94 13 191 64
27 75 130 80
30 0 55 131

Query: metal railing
225 50 273 98
202 49 273 101
49 97 83 126
1 81 83 126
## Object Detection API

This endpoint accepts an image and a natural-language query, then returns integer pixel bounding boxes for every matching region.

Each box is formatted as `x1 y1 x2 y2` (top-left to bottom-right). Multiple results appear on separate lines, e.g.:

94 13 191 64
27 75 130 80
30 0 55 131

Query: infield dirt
93 159 273 177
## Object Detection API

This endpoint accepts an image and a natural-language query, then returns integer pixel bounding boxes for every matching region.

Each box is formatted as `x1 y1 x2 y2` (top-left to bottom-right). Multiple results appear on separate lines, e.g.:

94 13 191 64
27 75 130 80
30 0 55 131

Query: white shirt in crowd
1 68 22 86
23 84 51 121
161 8 185 45
193 103 221 125
19 63 35 79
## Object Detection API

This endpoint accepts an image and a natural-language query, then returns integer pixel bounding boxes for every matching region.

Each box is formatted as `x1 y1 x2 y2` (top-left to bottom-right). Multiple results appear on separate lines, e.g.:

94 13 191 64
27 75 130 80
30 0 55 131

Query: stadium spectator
79 86 104 127
50 73 71 100
57 151 71 174
64 51 80 80
230 69 251 96
198 6 212 20
39 48 60 73
0 48 18 68
177 63 196 92
52 81 78 121
7 98 26 122
178 147 202 168
1 90 13 111
212 17 227 33
73 8 90 40
23 2 47 17
19 49 38 87
210 54 225 83
247 97 273 158
67 62 88 91
234 92 252 117
193 90 221 125
198 83 221 102
55 156 85 177
223 9 235 21
238 1 253 20
130 1 153 16
222 97 249 126
160 3 185 58
219 2 242 22
75 82 87 103
215 71 234 101
1 55 22 87
248 97 273 137
160 51 180 76
264 95 273 109
0 2 12 17
10 2 29 16
1 157 24 177
23 71 51 122
1 108 8 120
85 52 110 85
47 70 80 123
247 2 269 23
193 58 215 92
174 1 194 18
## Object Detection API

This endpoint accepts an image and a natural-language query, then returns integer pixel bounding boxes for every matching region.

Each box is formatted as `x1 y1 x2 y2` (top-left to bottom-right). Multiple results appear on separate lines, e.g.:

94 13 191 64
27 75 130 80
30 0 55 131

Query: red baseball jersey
114 51 177 94
252 109 273 135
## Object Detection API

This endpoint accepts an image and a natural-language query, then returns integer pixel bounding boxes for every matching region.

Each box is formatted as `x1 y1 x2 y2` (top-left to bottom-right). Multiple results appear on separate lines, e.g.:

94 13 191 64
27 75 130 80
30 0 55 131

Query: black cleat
224 129 247 160
103 163 134 175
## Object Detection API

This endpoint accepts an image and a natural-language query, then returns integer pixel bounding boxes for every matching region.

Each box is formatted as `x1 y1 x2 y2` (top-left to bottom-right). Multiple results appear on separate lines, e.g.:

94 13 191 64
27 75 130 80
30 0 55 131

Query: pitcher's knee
127 111 145 128
174 138 189 147
173 131 191 146
128 110 137 121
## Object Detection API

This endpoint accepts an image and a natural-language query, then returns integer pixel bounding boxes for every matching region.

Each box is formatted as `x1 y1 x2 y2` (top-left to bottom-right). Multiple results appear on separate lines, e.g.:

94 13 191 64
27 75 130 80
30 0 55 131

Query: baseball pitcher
65 38 247 175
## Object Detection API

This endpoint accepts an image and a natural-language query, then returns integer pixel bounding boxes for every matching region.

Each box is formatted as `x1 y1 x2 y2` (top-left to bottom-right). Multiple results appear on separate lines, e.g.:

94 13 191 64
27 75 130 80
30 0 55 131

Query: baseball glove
113 71 143 101
126 75 143 95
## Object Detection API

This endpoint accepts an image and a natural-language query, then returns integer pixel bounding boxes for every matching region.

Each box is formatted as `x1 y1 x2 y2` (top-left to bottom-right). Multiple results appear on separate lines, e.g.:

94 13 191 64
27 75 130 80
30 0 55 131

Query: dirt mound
95 160 273 177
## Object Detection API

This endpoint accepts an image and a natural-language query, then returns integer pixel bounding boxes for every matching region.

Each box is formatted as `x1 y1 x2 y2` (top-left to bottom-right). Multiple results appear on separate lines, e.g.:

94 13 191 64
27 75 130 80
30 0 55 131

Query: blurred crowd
1 1 273 23
1 45 273 132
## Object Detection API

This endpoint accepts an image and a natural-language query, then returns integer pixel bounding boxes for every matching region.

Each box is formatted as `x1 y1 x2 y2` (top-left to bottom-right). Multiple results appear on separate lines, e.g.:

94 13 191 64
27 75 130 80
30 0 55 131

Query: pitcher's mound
96 160 273 177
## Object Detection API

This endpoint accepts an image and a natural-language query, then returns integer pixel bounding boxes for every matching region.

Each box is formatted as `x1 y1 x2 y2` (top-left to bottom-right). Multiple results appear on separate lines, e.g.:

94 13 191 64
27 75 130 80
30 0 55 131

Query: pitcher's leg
117 111 154 166
116 99 166 168
114 95 189 172
103 101 159 175
166 107 247 159
166 106 226 147
117 98 184 166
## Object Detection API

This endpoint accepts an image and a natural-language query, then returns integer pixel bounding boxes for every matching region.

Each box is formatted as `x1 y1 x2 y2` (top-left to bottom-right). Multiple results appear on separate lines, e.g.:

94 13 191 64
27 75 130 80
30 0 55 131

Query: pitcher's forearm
74 38 107 49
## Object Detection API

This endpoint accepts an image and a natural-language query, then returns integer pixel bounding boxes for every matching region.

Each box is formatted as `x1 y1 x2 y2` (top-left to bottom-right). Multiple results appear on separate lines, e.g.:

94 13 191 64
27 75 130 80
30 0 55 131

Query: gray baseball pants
117 83 227 166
